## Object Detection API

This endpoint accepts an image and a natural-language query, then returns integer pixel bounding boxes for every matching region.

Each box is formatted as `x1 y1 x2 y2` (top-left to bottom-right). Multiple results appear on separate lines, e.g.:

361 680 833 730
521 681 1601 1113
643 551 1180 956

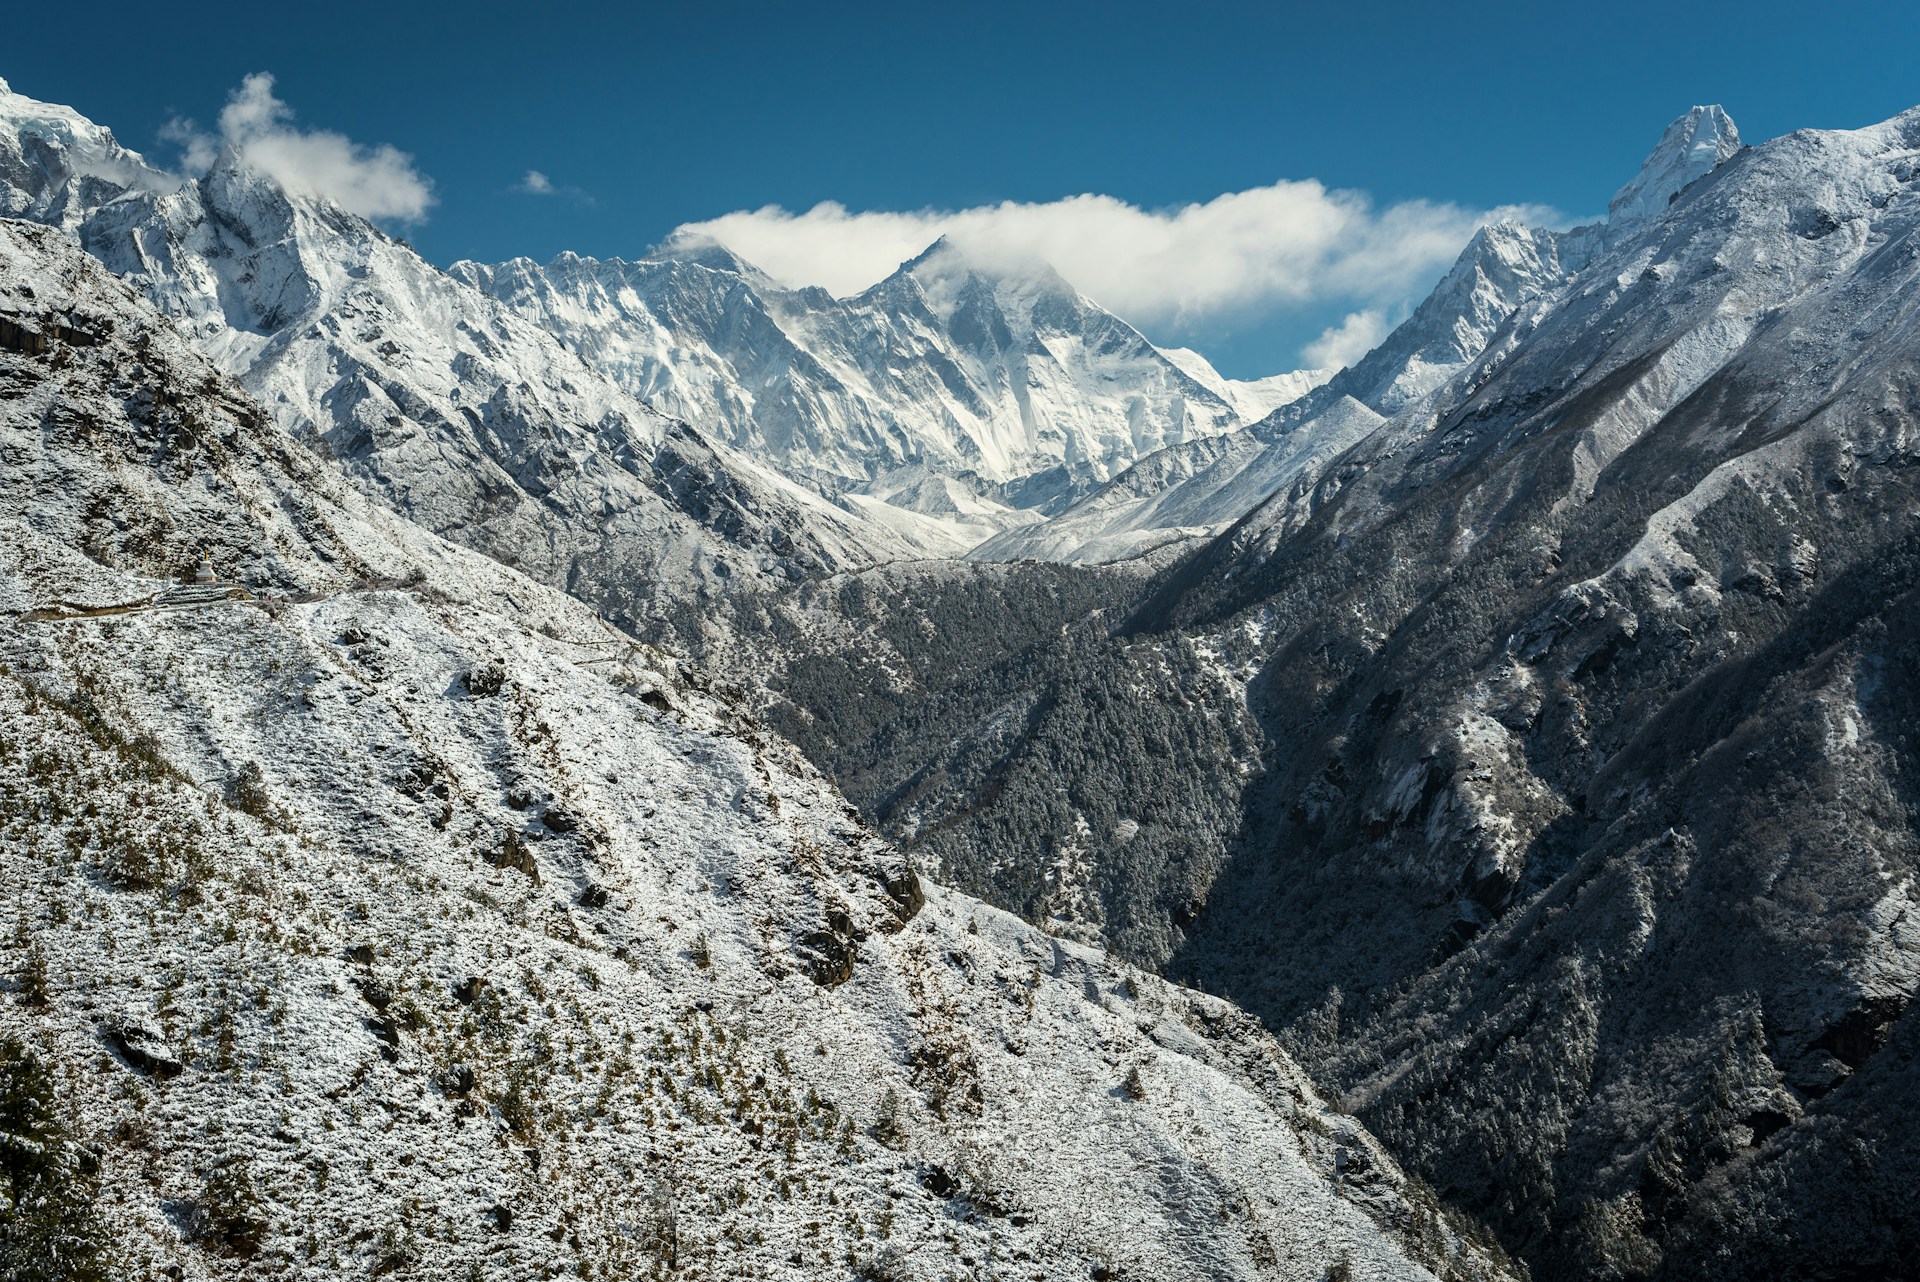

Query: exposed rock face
106 1010 183 1079
0 74 171 231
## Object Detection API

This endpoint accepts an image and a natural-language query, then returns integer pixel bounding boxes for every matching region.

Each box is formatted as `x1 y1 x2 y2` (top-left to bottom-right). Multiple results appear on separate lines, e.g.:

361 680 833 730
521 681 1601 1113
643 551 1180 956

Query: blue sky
8 0 1918 376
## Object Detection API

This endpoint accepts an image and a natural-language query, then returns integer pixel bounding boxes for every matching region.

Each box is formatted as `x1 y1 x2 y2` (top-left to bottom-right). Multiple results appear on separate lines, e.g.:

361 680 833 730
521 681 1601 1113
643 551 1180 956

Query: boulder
463 662 507 697
353 977 394 1011
105 1010 182 1078
435 1064 477 1097
874 862 924 929
798 929 856 987
485 832 540 882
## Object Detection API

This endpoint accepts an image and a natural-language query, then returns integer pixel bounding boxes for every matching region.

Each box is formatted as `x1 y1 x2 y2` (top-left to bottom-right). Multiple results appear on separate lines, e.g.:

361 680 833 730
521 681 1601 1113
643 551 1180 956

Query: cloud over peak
1301 309 1392 372
673 185 1556 368
169 74 434 223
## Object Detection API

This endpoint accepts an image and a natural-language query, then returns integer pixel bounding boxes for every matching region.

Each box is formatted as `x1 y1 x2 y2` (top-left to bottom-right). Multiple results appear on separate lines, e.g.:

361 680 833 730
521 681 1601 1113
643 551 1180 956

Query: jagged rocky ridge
973 107 1745 564
0 219 1521 1280
452 238 1321 553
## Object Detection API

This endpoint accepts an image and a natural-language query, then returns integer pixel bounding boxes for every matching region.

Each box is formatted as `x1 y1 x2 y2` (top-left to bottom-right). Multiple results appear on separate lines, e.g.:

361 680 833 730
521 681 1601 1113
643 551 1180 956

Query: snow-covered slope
971 217 1578 564
452 238 1323 531
969 395 1387 564
1313 103 1741 422
0 218 1518 1281
976 108 1745 564
0 75 172 231
1158 344 1325 422
0 79 947 616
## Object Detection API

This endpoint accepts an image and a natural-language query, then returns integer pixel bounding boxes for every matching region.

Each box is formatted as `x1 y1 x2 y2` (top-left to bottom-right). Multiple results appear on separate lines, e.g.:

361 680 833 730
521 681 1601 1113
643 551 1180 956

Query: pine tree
17 940 49 1007
0 1037 113 1282
197 1153 268 1257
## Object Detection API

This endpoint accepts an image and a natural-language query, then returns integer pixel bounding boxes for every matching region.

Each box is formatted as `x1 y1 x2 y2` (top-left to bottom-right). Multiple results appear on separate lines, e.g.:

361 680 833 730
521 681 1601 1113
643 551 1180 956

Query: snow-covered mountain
1159 98 1920 1282
452 237 1323 541
0 70 1333 576
0 211 1519 1282
0 78 172 230
0 77 964 620
1607 102 1741 224
18 58 1894 1282
728 98 1920 1281
975 106 1745 564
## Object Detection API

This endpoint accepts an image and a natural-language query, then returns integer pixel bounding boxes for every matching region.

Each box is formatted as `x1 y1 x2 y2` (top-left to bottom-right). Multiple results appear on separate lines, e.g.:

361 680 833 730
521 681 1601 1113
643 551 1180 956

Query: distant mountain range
452 237 1321 553
1 74 963 613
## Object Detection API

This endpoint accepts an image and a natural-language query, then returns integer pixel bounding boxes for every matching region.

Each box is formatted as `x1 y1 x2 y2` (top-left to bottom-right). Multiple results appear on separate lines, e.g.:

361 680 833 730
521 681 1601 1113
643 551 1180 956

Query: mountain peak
642 231 769 279
899 234 1064 287
1607 104 1742 226
899 234 957 271
0 76 175 229
889 235 1084 325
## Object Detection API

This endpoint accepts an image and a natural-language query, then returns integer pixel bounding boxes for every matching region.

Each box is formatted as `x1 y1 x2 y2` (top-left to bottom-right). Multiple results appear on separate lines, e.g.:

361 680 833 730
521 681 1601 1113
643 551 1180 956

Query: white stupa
192 556 216 584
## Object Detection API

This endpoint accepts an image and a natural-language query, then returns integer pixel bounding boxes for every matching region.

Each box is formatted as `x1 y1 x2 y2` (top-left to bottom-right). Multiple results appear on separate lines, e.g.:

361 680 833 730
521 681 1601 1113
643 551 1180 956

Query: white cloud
169 74 433 222
512 167 592 204
674 187 1557 367
1301 309 1392 372
158 116 218 175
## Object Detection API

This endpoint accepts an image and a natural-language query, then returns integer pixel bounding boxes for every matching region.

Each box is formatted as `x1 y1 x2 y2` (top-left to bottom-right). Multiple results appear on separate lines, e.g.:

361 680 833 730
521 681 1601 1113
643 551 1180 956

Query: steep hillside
642 556 1254 969
1155 103 1920 1279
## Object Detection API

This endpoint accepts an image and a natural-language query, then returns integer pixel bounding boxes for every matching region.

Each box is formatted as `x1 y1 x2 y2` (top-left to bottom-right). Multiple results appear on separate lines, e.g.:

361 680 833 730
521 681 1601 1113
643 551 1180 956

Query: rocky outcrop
104 1011 183 1079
